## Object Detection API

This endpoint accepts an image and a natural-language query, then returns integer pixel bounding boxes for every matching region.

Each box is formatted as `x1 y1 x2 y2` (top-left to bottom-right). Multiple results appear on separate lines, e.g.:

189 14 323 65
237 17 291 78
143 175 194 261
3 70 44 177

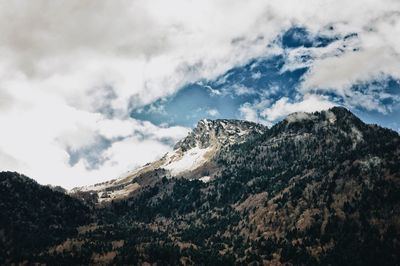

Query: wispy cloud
206 109 220 117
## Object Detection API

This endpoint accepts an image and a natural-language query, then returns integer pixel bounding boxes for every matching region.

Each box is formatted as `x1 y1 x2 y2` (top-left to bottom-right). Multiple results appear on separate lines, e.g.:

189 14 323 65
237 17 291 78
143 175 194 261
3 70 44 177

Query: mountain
1 107 400 265
71 119 266 204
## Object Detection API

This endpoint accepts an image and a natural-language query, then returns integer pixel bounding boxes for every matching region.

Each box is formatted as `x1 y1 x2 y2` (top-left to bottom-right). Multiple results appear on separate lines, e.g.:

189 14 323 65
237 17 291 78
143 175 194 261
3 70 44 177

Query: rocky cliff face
174 119 266 151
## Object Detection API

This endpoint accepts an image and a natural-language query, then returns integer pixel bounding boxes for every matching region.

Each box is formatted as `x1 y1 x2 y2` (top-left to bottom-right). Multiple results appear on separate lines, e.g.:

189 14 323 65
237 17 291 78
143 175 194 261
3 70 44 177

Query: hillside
0 172 92 264
1 107 399 265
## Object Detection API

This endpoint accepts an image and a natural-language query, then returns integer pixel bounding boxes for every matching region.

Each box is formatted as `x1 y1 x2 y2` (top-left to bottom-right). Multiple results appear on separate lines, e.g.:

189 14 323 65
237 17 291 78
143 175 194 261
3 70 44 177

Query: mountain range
1 107 399 265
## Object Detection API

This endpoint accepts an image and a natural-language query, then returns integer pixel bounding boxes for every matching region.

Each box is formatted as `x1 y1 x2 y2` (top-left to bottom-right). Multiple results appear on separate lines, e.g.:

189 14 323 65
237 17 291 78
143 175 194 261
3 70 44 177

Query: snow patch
162 146 211 175
73 180 114 192
199 176 211 183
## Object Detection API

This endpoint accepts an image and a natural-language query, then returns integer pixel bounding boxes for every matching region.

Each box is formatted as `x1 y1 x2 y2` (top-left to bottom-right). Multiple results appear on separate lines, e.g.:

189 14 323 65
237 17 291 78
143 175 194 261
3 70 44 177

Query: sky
0 0 399 189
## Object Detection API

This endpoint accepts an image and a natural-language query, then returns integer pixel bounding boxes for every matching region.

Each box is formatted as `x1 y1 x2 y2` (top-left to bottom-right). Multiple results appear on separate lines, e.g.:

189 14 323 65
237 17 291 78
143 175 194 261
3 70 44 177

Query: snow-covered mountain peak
161 119 266 177
71 119 267 203
174 119 267 151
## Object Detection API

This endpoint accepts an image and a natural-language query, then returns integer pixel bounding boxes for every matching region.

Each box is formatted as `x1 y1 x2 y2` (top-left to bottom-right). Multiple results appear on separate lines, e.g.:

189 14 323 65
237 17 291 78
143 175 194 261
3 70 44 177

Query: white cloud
240 103 263 123
261 94 335 122
297 44 400 112
240 94 335 126
285 12 400 111
206 109 220 117
239 99 272 126
301 48 400 94
204 85 222 96
0 91 189 188
233 85 257 96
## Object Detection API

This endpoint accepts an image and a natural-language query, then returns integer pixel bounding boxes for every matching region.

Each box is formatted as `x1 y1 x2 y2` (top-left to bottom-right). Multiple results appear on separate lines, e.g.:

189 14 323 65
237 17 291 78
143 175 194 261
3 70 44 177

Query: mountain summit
72 118 265 202
175 119 266 151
